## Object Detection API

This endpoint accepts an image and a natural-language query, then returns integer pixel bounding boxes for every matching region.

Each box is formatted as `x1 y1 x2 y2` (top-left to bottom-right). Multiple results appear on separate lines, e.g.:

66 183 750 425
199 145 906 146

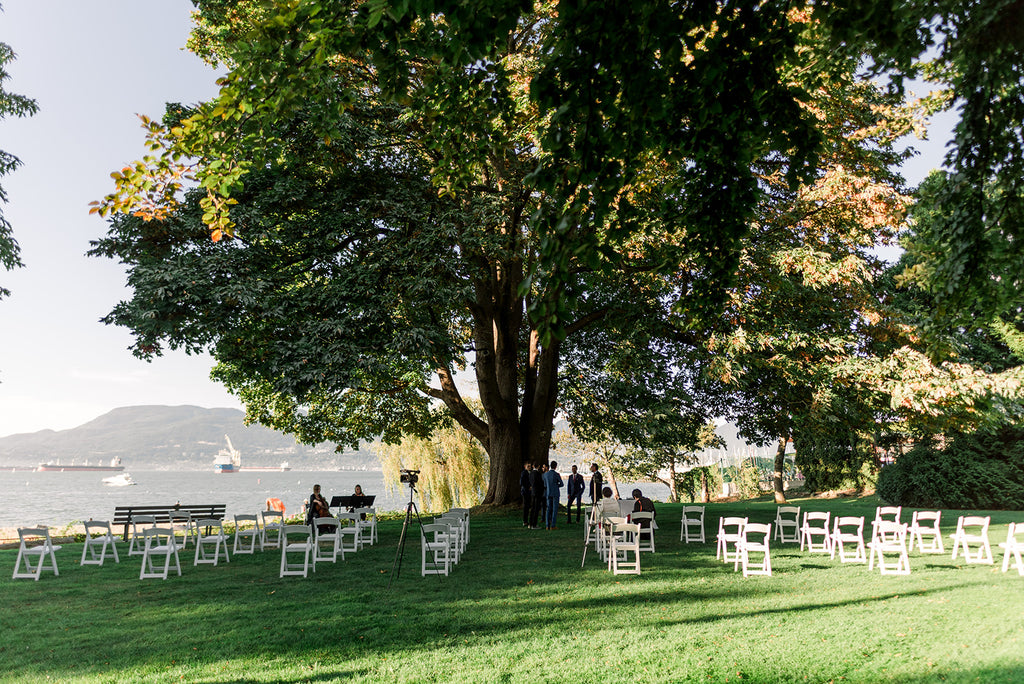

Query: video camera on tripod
400 468 420 485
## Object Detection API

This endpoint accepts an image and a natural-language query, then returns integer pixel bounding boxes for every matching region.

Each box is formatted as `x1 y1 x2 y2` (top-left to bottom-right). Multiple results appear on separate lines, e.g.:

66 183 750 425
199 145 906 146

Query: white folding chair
735 522 772 577
680 506 706 543
449 507 472 546
139 527 182 580
830 515 866 564
800 511 832 554
127 514 160 556
599 515 626 562
585 504 601 545
13 527 62 580
631 511 655 553
908 510 944 554
169 510 196 550
874 506 903 542
355 507 378 546
280 525 315 578
608 521 641 575
335 512 362 554
999 522 1024 575
868 520 910 575
80 520 120 566
950 515 993 564
716 516 747 563
193 518 231 566
774 505 801 544
260 509 285 549
233 514 263 555
313 517 344 564
434 517 462 565
421 523 451 576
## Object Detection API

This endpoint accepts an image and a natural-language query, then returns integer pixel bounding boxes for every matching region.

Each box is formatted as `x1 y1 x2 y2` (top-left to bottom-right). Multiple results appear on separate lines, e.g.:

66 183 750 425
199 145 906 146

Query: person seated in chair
306 484 333 531
597 487 621 518
350 484 368 519
632 488 657 527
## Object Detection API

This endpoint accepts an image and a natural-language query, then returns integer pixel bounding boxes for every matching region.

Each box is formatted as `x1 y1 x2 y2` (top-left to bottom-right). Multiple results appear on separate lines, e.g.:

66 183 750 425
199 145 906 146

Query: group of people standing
520 462 606 530
519 462 658 530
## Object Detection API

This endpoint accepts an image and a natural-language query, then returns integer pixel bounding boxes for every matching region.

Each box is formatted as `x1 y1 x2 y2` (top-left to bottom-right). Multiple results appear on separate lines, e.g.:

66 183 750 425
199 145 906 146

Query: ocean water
0 470 407 529
0 469 671 529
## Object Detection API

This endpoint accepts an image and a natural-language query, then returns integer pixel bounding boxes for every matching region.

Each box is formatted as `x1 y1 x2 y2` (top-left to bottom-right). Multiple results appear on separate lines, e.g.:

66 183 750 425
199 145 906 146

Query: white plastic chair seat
999 522 1024 575
774 505 801 544
313 517 344 564
280 525 315 577
735 522 772 576
421 523 451 576
908 510 944 554
950 515 993 564
80 520 120 566
608 521 641 575
233 514 263 554
800 511 833 554
830 515 866 564
261 510 285 549
716 516 747 563
680 505 705 543
140 527 182 580
193 518 231 566
868 521 910 575
13 527 61 580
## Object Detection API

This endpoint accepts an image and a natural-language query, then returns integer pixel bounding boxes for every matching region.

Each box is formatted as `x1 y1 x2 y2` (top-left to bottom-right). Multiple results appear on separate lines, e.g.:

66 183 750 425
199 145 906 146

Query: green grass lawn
2 495 1022 683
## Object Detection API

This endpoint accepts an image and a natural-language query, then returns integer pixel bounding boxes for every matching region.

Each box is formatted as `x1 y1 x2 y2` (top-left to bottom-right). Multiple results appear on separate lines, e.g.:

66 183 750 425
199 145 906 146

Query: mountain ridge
0 405 375 470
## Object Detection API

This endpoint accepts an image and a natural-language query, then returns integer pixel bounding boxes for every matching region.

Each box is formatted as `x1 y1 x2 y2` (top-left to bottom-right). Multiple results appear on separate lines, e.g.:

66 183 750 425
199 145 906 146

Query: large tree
93 1 926 504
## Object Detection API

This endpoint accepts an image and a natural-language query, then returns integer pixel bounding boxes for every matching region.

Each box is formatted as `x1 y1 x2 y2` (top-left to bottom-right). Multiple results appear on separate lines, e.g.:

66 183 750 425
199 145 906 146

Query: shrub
876 424 1024 509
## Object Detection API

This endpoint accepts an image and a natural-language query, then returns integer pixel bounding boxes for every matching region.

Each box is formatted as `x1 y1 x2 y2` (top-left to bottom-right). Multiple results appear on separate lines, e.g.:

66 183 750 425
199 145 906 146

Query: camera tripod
388 479 437 587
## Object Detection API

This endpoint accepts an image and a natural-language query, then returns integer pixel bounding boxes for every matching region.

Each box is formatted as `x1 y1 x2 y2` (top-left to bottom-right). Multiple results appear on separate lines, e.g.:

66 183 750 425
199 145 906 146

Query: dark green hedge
876 425 1024 509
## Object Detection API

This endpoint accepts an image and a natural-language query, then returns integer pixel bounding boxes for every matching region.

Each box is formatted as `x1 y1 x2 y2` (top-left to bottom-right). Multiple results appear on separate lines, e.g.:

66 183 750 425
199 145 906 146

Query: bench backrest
113 504 226 540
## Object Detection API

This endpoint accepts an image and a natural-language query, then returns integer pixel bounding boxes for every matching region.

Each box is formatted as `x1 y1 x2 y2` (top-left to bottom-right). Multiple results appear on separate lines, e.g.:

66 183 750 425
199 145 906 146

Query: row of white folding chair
12 527 62 580
420 508 471 576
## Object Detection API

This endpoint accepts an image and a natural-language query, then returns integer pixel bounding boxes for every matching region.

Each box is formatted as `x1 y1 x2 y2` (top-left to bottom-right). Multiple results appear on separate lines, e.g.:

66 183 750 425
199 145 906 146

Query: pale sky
0 1 239 437
0 2 952 439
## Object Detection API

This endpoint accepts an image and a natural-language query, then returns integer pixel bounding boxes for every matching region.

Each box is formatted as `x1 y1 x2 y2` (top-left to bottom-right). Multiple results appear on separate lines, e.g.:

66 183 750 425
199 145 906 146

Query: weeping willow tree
376 424 488 512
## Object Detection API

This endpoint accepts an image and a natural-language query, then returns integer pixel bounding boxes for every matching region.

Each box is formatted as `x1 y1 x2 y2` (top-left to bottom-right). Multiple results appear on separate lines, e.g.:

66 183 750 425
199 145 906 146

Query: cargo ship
213 435 291 472
37 457 124 472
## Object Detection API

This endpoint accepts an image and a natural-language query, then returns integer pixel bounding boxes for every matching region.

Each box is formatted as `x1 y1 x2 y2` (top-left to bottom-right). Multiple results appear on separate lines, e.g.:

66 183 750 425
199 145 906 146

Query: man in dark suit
529 462 546 529
589 463 604 504
565 465 585 523
520 462 533 527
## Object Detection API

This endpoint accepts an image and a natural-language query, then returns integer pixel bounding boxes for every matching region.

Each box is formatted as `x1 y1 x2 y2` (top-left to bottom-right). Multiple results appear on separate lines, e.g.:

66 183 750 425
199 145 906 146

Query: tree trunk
700 468 709 503
773 435 788 504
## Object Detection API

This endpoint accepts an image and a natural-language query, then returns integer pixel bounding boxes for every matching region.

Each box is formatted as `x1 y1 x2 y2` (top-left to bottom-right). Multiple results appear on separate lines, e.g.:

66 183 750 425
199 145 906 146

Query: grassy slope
1 495 1022 683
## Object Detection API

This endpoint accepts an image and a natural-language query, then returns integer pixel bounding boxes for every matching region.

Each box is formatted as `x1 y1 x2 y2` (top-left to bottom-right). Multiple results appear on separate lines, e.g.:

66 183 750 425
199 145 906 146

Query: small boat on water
102 472 136 486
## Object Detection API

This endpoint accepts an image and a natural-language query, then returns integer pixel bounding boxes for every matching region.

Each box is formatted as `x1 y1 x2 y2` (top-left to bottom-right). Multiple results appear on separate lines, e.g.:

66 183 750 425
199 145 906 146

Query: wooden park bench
113 504 227 542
